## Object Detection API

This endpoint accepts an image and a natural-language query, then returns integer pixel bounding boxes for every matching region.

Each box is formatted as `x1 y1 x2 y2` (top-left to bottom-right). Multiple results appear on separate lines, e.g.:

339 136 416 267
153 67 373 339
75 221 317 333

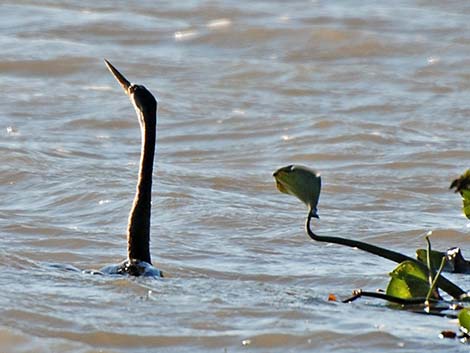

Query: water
1 1 470 352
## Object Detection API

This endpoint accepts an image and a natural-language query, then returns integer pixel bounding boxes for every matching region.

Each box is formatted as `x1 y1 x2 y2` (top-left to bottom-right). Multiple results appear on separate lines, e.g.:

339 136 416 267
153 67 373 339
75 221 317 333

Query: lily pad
416 249 446 272
417 247 470 274
459 308 470 333
386 261 430 299
450 169 470 220
462 189 470 220
273 165 321 218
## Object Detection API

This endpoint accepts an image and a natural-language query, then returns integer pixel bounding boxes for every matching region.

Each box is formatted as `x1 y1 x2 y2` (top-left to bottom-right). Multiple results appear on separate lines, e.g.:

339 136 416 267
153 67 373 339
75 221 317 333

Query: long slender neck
304 213 465 299
127 109 156 264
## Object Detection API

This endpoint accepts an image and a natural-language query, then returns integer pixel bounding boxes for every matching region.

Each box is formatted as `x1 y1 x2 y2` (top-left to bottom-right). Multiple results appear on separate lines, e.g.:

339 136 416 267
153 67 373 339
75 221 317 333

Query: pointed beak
104 59 131 94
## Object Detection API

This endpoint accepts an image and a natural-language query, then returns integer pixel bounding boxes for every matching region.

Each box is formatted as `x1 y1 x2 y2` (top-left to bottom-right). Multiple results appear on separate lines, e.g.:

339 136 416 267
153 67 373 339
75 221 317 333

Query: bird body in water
100 60 162 277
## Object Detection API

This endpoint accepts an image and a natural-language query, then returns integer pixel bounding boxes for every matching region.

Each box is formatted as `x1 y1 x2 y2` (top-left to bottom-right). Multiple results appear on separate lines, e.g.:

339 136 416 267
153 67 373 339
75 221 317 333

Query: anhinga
100 60 162 277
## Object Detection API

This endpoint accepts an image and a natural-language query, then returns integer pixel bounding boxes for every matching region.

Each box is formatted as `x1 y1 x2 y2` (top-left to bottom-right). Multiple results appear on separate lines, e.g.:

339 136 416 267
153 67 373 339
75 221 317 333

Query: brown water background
1 1 470 352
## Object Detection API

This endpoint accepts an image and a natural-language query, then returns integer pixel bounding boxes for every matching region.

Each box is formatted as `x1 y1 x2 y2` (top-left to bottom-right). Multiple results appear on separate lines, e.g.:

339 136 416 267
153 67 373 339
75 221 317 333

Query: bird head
104 59 157 124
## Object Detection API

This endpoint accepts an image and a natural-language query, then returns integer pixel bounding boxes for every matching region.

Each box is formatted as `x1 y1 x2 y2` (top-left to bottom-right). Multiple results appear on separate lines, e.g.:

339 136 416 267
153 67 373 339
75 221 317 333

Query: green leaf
273 165 321 217
459 308 470 333
416 249 446 272
450 170 470 220
462 189 470 220
417 247 470 274
386 261 430 299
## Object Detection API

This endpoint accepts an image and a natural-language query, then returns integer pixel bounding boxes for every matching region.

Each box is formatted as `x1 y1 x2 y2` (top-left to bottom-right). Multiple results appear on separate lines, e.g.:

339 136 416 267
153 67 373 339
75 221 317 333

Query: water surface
1 1 470 352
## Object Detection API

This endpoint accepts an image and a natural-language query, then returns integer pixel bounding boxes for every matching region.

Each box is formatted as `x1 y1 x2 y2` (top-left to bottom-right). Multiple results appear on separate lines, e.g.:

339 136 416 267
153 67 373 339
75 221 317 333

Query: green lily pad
416 249 446 272
273 165 321 217
459 308 470 333
450 170 470 220
386 261 430 299
462 189 470 220
417 247 470 274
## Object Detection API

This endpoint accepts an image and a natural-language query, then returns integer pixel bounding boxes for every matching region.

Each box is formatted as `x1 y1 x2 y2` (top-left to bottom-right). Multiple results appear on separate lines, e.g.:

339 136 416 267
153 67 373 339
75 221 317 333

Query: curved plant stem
343 289 431 305
425 236 434 288
305 213 466 299
426 256 447 307
343 290 457 318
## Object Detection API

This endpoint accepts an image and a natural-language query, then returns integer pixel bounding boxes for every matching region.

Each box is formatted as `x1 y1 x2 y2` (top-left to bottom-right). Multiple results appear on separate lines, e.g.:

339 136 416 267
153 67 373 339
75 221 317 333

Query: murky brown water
1 1 470 352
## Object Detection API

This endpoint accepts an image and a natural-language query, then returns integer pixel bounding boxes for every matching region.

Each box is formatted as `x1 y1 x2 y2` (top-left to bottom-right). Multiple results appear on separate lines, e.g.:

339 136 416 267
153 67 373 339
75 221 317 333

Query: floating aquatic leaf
386 261 430 299
462 189 470 220
416 249 447 272
450 169 470 194
273 165 321 217
459 308 470 333
417 247 470 274
450 169 470 220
